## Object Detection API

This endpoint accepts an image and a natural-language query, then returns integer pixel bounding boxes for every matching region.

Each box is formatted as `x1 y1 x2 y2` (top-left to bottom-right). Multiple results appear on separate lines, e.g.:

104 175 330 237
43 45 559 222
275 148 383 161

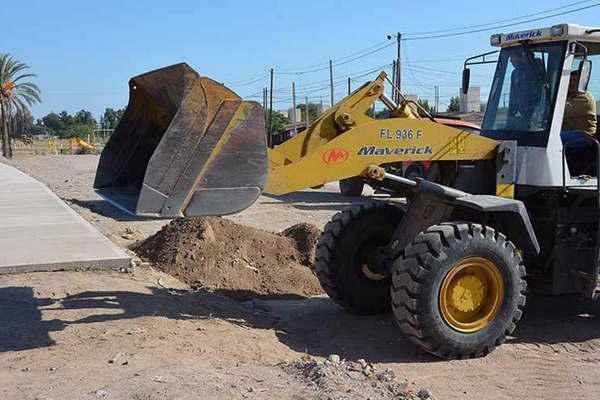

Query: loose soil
281 222 321 267
135 217 323 300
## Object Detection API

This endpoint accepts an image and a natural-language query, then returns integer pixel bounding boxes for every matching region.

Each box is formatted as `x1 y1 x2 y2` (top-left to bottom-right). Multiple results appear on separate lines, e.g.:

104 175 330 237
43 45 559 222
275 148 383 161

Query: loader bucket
93 63 268 217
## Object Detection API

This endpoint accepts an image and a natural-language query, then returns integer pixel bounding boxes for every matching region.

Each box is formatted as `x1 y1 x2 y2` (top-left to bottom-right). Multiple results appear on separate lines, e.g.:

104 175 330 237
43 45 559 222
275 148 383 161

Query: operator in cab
563 70 597 136
507 51 544 130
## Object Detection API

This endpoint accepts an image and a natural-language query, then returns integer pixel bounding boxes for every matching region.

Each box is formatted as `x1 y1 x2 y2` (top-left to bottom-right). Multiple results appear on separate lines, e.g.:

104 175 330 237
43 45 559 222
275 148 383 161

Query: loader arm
265 73 500 195
94 64 501 217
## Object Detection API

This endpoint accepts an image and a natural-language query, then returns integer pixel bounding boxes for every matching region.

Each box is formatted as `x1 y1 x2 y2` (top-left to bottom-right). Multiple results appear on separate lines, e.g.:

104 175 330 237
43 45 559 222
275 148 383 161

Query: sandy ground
2 154 600 399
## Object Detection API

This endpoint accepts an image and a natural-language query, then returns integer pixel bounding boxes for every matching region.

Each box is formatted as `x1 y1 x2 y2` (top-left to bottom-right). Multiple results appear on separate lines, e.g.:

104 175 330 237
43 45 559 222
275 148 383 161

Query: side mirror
578 59 592 93
462 68 471 94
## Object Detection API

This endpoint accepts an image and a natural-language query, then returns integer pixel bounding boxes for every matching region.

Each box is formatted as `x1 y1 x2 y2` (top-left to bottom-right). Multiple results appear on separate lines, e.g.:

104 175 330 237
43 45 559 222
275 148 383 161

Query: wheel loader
94 23 600 359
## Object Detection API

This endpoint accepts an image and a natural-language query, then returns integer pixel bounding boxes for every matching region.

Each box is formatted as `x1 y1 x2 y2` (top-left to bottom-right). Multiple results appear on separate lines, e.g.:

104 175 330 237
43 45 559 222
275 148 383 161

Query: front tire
315 202 405 314
391 222 526 359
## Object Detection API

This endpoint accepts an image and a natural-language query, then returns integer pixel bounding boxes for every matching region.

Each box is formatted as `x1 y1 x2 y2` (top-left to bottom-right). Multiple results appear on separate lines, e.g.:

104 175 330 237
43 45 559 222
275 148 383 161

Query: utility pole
305 96 310 127
392 60 397 94
329 59 334 107
347 77 351 96
434 85 439 113
268 68 274 148
262 87 267 126
292 82 297 136
396 32 401 102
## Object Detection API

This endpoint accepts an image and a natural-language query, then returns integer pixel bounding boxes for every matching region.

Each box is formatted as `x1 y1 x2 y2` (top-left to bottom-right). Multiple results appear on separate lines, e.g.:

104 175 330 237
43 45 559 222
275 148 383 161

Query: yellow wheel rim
361 265 387 281
439 257 504 333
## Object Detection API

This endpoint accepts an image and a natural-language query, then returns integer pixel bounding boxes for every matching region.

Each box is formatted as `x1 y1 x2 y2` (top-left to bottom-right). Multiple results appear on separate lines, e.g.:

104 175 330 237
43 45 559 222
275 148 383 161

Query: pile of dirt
283 355 435 400
135 217 323 300
280 223 321 267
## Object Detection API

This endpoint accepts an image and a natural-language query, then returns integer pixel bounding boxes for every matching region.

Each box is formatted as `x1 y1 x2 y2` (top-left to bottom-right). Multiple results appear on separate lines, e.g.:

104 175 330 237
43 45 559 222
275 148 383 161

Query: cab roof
491 24 600 47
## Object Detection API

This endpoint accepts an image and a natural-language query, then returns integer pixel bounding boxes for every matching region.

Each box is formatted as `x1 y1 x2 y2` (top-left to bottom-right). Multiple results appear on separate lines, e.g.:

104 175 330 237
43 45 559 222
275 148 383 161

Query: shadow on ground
66 199 167 222
508 294 600 346
0 287 63 352
3 282 600 362
260 191 381 212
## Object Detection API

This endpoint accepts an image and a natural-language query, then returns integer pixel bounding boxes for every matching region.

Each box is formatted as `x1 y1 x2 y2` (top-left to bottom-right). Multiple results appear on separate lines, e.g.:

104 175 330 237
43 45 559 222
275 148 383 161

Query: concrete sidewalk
0 162 130 274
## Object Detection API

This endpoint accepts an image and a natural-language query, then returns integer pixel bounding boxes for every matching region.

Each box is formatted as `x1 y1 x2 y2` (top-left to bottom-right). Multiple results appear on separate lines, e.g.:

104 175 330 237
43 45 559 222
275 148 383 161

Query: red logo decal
322 148 349 165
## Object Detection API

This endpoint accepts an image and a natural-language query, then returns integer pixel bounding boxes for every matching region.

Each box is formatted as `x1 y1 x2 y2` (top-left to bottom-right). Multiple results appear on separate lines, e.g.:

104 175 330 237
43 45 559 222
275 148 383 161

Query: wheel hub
357 246 389 281
439 257 504 333
450 275 485 313
361 265 387 281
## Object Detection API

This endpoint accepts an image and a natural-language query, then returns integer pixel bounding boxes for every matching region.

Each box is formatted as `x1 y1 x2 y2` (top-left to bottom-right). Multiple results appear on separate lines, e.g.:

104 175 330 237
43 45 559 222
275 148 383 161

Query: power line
227 73 269 87
403 2 600 41
403 45 432 91
403 0 594 37
276 39 391 72
275 42 395 75
264 62 392 97
226 72 269 86
241 1 600 108
229 1 598 85
296 63 392 90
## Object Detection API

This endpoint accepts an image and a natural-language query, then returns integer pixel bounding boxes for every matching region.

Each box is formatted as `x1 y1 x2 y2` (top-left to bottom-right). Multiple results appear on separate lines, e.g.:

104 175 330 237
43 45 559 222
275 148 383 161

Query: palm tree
0 54 41 158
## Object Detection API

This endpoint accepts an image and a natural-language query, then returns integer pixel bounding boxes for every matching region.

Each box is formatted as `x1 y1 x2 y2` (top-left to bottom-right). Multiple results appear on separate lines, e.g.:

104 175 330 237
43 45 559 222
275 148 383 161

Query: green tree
73 109 96 126
59 110 73 126
38 109 98 138
41 112 65 134
102 107 125 129
375 109 389 119
0 54 41 157
297 103 321 123
417 99 433 113
365 108 389 119
447 96 460 112
62 124 95 138
11 108 33 137
268 110 289 133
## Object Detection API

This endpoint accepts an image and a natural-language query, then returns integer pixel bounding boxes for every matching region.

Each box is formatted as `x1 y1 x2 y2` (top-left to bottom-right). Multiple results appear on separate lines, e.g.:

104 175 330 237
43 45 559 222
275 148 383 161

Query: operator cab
464 24 600 190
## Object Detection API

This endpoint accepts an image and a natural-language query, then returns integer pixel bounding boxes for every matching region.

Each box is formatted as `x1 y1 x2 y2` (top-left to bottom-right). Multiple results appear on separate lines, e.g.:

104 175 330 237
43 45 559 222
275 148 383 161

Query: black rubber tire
391 222 526 359
315 202 405 314
339 177 365 197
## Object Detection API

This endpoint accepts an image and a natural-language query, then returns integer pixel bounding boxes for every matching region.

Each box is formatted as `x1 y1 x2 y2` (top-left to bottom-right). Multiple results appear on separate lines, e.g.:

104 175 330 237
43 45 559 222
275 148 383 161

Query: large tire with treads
315 202 405 314
391 222 526 359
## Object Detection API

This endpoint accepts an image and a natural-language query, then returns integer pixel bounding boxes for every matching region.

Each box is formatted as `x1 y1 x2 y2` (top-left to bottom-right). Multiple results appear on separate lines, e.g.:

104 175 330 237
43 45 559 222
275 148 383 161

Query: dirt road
2 155 600 399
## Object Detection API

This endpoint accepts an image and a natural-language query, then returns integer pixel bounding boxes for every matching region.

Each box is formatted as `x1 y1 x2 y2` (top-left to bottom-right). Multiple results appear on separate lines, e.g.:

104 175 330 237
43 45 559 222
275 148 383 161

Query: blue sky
3 0 600 119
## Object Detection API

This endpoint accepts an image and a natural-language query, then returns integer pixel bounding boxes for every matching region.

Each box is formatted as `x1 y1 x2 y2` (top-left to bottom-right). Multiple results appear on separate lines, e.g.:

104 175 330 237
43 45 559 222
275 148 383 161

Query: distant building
287 107 303 123
286 103 331 122
275 110 288 118
459 87 481 113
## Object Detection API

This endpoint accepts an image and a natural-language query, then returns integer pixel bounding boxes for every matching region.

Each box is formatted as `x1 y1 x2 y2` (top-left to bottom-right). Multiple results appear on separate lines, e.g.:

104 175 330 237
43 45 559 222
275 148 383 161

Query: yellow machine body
265 72 499 195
